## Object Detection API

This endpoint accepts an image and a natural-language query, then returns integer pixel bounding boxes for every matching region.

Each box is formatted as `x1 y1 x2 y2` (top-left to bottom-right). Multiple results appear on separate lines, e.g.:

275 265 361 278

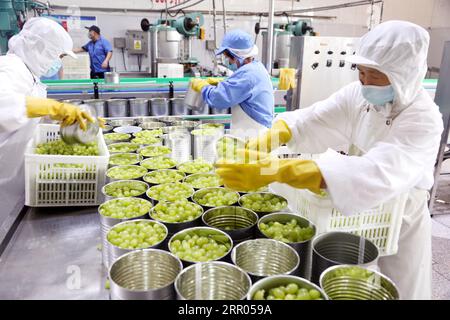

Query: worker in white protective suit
215 21 444 300
0 17 94 224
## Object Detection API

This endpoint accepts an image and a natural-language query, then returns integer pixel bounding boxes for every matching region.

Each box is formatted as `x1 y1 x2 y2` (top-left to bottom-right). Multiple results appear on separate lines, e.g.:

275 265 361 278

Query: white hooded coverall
276 21 443 300
0 18 75 229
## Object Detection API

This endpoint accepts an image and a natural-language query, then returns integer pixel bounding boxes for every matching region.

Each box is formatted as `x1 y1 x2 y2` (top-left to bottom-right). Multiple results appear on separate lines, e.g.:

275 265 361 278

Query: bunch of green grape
170 233 231 262
107 220 167 249
177 160 213 174
104 180 148 198
252 283 323 300
108 143 139 153
191 128 221 136
143 170 185 184
259 220 315 243
107 165 147 180
151 200 203 223
139 146 171 157
131 136 162 145
140 156 177 170
109 153 142 166
35 139 99 156
184 173 222 189
147 182 194 202
104 133 131 142
133 129 163 138
99 198 152 219
194 188 239 207
240 193 287 212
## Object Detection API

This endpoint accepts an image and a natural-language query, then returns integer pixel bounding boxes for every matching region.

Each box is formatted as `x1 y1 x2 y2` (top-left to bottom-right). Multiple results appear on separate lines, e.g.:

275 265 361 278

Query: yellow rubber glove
97 117 106 129
191 78 210 92
246 120 292 153
215 156 323 194
26 97 94 130
206 77 224 86
278 68 296 90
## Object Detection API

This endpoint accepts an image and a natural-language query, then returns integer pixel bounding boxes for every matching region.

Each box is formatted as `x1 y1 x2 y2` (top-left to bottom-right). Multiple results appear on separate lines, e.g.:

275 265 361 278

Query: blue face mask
225 59 238 71
361 85 395 106
43 59 62 78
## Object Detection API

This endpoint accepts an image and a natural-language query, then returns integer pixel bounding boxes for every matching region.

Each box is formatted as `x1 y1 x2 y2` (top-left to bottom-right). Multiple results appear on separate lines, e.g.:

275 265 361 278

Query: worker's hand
191 78 210 92
278 68 297 90
246 120 292 153
206 77 224 86
101 61 109 69
215 157 323 194
26 97 94 131
97 117 106 129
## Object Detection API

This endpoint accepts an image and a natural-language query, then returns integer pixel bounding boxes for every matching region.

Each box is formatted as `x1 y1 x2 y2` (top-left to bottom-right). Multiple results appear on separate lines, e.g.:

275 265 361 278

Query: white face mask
361 84 395 106
42 59 62 78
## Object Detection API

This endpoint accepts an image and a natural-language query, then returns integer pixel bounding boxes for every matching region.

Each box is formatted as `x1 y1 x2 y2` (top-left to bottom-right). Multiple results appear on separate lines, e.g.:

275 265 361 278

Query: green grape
177 160 213 174
151 200 203 223
108 143 139 153
35 139 99 156
260 219 315 243
140 156 177 170
329 266 375 281
191 128 221 136
107 220 167 249
109 153 142 166
104 180 148 198
170 231 231 262
184 173 222 189
147 182 193 202
198 123 224 130
139 146 171 157
133 129 163 138
240 193 288 212
252 283 323 300
193 188 239 207
99 198 152 219
143 169 185 184
107 165 147 180
131 135 162 145
104 133 131 142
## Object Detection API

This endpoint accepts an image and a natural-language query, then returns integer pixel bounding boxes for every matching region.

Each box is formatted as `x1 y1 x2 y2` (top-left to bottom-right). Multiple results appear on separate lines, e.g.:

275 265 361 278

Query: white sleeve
275 82 358 154
316 103 443 215
0 68 28 133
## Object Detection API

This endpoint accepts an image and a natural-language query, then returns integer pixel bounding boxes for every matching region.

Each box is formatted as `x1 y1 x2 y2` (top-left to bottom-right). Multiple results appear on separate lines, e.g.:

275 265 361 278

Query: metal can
170 98 189 116
101 180 149 201
129 98 150 117
83 99 107 117
175 262 252 300
107 99 129 117
150 98 170 116
109 249 183 300
162 132 192 164
311 231 379 285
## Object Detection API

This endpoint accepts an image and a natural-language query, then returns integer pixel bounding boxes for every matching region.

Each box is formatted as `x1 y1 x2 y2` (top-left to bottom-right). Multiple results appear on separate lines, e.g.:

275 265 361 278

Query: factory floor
431 164 450 300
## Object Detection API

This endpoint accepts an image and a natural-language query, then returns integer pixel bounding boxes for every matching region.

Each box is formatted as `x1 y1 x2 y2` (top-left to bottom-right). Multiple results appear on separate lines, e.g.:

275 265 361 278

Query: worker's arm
201 72 253 109
73 48 86 53
101 51 113 70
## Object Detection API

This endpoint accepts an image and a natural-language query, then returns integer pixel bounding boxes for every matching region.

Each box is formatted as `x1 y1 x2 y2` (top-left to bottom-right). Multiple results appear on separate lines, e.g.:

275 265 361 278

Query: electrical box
126 30 148 55
157 63 184 78
114 37 126 49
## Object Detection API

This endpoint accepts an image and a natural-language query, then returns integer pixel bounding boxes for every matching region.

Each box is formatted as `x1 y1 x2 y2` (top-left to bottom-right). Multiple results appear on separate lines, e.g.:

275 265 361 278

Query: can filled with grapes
149 201 204 245
192 187 240 212
138 121 166 130
98 197 153 268
102 180 149 202
146 182 195 206
202 206 258 244
231 239 300 282
108 153 143 169
175 262 252 300
103 133 132 145
106 165 148 183
107 219 168 267
257 213 316 280
143 169 186 186
168 227 233 268
108 142 141 155
109 249 183 300
311 232 379 285
248 275 328 301
319 265 399 300
238 192 289 218
183 173 223 190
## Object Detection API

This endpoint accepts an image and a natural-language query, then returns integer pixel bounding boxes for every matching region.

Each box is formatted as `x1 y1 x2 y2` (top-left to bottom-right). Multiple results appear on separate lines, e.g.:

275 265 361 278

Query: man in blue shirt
74 25 113 79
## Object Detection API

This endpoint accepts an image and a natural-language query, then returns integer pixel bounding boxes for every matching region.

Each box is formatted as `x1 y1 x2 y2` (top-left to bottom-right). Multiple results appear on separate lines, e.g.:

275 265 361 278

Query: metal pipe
275 0 383 15
266 0 275 74
221 0 227 34
212 0 218 49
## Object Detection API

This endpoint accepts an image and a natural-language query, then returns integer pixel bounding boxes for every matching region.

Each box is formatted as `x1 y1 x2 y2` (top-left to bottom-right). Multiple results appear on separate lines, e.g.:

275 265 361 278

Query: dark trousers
90 71 105 79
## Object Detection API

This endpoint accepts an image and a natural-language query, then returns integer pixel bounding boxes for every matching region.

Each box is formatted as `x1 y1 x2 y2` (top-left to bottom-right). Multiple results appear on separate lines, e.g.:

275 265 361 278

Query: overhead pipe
274 0 383 15
266 0 275 74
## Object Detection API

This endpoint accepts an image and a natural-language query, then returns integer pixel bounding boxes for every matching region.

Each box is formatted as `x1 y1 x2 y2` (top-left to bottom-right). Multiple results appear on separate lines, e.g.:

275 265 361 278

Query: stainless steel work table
0 206 109 300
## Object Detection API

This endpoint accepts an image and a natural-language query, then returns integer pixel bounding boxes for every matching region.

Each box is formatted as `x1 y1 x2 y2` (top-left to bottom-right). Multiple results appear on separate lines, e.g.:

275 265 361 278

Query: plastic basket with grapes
25 124 109 207
169 227 233 266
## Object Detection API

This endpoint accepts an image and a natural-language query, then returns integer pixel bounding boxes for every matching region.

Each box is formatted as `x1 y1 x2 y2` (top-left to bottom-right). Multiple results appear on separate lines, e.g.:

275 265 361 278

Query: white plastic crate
25 124 110 207
270 182 407 256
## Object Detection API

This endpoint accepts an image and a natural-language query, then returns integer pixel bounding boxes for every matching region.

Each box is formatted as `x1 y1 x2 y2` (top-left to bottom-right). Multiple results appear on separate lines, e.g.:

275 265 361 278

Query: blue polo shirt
82 36 113 73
